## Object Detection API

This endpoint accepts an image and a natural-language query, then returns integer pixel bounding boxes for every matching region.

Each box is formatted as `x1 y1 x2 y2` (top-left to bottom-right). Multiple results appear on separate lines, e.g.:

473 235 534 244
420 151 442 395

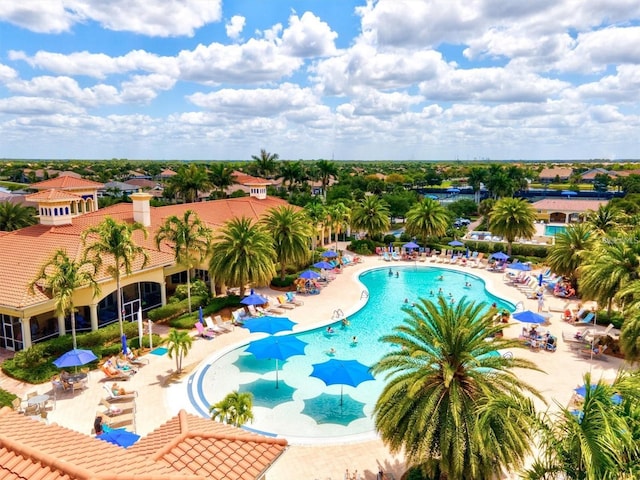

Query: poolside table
68 372 88 394
27 394 49 413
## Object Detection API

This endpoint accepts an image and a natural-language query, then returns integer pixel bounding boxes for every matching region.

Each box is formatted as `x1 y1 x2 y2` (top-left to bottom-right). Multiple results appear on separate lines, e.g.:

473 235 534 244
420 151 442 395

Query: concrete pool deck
7 248 627 480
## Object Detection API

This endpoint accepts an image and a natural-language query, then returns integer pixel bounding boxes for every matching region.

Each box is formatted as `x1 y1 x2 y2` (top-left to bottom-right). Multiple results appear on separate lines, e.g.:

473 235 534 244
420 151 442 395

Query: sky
1 0 639 162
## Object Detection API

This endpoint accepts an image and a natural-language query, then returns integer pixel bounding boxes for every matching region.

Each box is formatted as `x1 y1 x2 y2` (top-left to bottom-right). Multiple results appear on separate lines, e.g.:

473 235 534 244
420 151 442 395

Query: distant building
531 198 608 223
538 167 573 183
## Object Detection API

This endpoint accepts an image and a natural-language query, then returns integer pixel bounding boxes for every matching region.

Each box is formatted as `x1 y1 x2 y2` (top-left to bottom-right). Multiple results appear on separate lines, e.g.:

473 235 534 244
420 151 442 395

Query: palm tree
405 197 449 242
326 202 351 251
351 195 390 238
208 163 236 198
315 159 338 200
251 149 279 178
304 201 327 250
373 297 541 479
489 197 536 255
210 390 254 427
467 167 487 203
579 239 640 314
81 217 149 338
166 328 193 374
155 210 212 313
28 249 100 349
0 201 37 231
485 165 516 199
167 164 210 203
545 224 595 284
619 313 640 363
585 204 627 235
208 217 276 296
262 206 311 281
278 161 304 192
526 372 639 480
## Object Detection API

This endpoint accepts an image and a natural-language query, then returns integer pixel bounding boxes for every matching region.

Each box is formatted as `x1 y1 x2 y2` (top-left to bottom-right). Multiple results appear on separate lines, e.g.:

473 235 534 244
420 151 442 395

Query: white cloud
0 96 84 115
0 64 18 82
576 65 640 102
5 75 119 106
225 15 245 40
281 11 338 57
561 26 640 73
0 0 77 34
341 88 423 117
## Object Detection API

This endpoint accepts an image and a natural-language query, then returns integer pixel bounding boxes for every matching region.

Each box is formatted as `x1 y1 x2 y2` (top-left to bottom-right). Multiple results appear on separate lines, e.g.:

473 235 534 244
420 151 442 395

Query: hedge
271 275 297 288
168 295 242 329
0 388 18 408
147 295 207 321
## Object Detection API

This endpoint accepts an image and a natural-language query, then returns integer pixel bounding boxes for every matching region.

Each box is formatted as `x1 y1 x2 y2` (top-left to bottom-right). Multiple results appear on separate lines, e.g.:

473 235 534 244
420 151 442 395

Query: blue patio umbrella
98 428 140 448
562 190 578 197
538 273 544 286
447 187 460 193
466 247 470 258
427 194 439 200
512 310 546 324
240 289 268 306
448 240 464 247
242 315 296 335
507 262 531 271
313 261 335 270
121 334 128 355
491 251 510 261
574 385 622 405
246 335 308 388
321 250 338 258
403 241 419 250
299 269 321 280
198 306 204 324
53 348 98 368
310 359 374 405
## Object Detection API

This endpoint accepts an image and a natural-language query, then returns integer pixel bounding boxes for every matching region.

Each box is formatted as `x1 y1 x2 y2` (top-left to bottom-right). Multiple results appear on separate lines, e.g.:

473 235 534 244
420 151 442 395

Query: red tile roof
232 171 271 186
0 408 283 480
25 189 83 202
538 167 573 179
531 199 608 211
30 177 104 190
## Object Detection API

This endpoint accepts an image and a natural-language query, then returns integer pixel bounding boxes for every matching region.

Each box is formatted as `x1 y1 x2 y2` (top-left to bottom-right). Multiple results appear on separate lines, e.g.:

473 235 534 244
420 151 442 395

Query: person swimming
395 271 399 278
341 318 350 328
464 281 472 288
429 290 434 296
326 326 335 334
327 347 336 356
438 287 443 295
351 336 358 345
388 269 393 276
437 274 444 281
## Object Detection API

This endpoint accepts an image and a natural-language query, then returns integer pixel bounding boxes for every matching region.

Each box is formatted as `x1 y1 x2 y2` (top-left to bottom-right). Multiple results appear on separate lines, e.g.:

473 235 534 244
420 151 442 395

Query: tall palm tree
405 197 449 242
467 167 487 203
278 161 304 192
262 206 311 281
166 328 193 374
0 201 37 231
208 217 276 296
525 372 639 480
208 163 236 198
489 197 536 255
315 159 338 200
351 195 390 238
579 239 640 314
545 224 595 284
485 165 516 199
326 202 351 251
155 210 212 313
251 149 279 178
619 312 640 364
28 249 100 349
304 201 327 250
168 164 210 203
81 217 149 338
210 390 254 427
373 297 540 479
585 204 627 235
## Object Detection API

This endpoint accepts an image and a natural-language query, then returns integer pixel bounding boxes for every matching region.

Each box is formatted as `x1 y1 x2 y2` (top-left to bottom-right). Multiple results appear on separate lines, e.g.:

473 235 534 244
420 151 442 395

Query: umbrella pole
275 359 279 389
340 385 343 406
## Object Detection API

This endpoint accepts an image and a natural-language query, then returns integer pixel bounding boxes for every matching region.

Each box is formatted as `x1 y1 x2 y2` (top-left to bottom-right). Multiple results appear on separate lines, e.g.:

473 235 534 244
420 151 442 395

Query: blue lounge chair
577 312 595 324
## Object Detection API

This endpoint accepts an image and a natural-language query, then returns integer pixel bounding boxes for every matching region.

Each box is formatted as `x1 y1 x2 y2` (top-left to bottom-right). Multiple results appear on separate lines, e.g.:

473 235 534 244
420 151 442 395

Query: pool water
544 224 567 236
187 266 512 441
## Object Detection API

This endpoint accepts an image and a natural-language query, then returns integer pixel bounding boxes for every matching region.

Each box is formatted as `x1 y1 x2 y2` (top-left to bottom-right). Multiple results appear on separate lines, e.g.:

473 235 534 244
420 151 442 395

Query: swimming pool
544 224 567 236
186 266 512 442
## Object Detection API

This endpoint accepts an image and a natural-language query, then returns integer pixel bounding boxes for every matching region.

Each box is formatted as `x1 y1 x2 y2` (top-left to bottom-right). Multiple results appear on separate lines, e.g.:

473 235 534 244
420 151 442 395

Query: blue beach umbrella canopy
321 250 338 258
121 334 128 354
313 261 335 270
507 262 531 271
562 190 578 197
299 269 321 280
98 428 141 448
53 348 98 368
448 240 464 247
403 241 419 250
240 289 268 306
242 315 296 335
513 310 546 324
491 251 510 261
246 336 308 388
310 359 374 405
447 187 460 193
198 306 204 324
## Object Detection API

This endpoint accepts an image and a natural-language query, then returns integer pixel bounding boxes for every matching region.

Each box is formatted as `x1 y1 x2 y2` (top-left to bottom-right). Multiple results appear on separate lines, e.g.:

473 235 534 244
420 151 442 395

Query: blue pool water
544 224 567 236
187 266 512 441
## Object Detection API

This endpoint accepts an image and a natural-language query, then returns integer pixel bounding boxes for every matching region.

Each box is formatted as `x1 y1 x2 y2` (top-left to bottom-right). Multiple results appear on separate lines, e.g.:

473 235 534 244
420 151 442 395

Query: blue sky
1 0 639 161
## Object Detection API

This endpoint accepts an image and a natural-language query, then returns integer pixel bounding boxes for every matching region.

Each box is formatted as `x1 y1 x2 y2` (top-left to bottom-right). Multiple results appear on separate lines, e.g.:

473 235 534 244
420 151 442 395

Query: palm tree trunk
186 268 192 313
70 307 77 350
116 275 124 338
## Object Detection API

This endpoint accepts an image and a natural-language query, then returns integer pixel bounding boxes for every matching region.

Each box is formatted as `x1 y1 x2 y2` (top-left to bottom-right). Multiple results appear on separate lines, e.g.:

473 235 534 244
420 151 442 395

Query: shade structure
403 241 419 249
507 262 531 271
240 289 268 306
562 190 578 197
242 315 296 335
491 251 510 261
310 359 374 405
321 250 338 258
447 187 460 193
98 428 140 448
513 310 546 324
53 348 98 368
246 336 308 388
313 261 335 270
448 240 464 247
299 269 321 280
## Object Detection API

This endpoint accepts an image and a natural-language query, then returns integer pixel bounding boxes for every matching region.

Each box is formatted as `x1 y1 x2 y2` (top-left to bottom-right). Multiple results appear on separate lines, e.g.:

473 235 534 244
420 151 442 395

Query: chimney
130 190 152 227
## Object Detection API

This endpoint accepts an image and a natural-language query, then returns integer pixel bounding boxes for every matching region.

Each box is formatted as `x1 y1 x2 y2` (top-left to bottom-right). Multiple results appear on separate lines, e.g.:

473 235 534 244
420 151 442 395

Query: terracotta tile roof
531 199 608 211
160 169 177 177
129 410 287 480
231 171 271 186
538 167 573 179
0 196 290 309
0 407 202 480
127 179 159 189
25 189 83 202
30 177 104 190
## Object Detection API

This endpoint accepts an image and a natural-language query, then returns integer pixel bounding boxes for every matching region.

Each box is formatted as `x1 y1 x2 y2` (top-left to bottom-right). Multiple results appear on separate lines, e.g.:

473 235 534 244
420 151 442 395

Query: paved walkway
1 248 627 480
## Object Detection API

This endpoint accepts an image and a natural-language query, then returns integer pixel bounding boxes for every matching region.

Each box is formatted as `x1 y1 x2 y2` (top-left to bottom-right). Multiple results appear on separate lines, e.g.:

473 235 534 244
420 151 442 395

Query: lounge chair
584 324 614 342
391 251 401 261
204 316 225 334
285 292 304 306
126 348 149 366
257 303 285 315
383 252 391 261
214 315 234 332
100 398 135 416
195 321 216 339
231 309 246 325
102 385 137 402
246 305 262 317
470 253 484 268
275 295 296 309
579 344 608 360
562 330 592 349
101 363 133 381
575 312 595 325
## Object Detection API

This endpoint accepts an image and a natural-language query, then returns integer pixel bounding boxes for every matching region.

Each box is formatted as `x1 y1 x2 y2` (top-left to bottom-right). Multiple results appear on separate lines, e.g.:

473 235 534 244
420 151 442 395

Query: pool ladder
360 290 369 299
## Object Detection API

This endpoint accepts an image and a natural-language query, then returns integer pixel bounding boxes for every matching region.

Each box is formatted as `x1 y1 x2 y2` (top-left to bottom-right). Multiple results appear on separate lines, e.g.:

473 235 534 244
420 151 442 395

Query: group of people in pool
388 269 400 278
325 320 358 355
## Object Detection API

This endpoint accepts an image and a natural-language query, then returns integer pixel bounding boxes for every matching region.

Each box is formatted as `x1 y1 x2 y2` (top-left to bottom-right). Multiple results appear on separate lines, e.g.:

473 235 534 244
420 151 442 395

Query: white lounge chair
214 315 234 332
204 316 225 334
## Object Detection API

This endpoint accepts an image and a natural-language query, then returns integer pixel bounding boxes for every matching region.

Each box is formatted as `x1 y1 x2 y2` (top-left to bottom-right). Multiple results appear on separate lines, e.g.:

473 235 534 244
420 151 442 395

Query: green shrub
129 334 163 349
169 315 199 329
174 280 210 302
147 295 206 321
0 388 17 408
271 275 297 288
204 295 241 315
594 310 624 329
12 343 48 369
349 239 377 255
2 358 60 384
383 234 396 244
